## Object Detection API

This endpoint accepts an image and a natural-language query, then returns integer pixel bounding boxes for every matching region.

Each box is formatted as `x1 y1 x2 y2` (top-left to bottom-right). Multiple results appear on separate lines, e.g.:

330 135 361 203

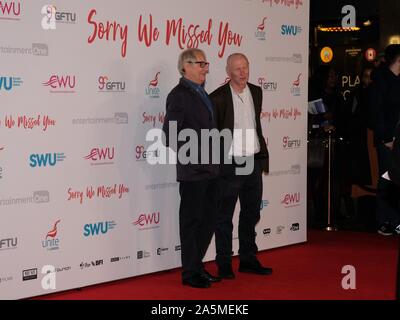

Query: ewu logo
84 147 115 166
42 220 60 251
83 221 116 237
98 76 125 93
281 192 301 208
29 153 66 168
0 1 21 20
258 77 277 92
255 17 267 40
0 76 22 91
43 75 76 93
281 24 302 36
291 73 302 96
132 212 160 230
146 72 160 98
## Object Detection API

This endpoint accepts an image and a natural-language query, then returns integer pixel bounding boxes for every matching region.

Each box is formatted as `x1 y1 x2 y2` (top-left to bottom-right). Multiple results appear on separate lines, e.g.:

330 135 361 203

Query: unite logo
258 77 277 92
255 17 267 40
0 1 20 20
283 136 301 149
281 24 302 36
83 221 116 237
132 212 160 230
145 72 160 98
291 73 302 96
98 76 125 93
281 192 301 208
29 153 66 168
41 5 76 30
0 76 23 91
43 75 76 93
42 220 61 251
84 147 115 166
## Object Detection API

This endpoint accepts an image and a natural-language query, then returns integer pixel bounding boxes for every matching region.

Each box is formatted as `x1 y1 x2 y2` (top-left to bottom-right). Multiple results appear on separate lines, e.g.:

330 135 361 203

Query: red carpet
36 230 398 300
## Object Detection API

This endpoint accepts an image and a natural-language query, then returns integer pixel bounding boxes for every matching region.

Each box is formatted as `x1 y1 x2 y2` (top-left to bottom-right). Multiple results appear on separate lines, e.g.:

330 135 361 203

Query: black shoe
182 274 211 288
377 222 394 236
201 270 221 282
238 260 273 275
218 264 235 279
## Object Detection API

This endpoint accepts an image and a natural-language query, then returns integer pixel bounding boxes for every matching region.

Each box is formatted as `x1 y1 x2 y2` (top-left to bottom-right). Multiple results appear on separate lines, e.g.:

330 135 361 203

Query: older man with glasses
162 48 220 288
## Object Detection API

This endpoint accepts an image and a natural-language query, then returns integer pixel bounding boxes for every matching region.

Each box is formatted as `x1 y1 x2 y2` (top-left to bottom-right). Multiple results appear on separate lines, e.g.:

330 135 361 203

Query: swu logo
29 153 66 167
83 221 116 237
281 24 302 36
0 77 12 90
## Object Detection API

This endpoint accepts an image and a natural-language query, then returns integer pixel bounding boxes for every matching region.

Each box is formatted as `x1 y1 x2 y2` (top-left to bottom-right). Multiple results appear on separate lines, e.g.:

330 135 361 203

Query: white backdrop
0 0 309 299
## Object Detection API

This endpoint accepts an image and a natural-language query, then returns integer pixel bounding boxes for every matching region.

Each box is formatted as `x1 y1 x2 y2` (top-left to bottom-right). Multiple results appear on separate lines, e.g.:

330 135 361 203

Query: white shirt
229 85 260 157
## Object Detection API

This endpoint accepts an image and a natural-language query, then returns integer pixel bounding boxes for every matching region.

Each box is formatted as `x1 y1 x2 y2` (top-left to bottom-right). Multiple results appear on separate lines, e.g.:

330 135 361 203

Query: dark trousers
179 178 218 280
215 159 263 267
376 142 400 226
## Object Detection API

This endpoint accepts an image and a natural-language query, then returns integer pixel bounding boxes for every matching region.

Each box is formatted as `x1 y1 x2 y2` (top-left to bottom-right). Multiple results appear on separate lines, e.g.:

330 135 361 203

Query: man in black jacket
162 48 220 288
210 53 272 279
370 44 400 235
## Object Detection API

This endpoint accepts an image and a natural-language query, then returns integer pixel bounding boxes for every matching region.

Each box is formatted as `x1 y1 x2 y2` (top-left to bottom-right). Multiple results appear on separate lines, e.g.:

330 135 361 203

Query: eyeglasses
187 61 210 68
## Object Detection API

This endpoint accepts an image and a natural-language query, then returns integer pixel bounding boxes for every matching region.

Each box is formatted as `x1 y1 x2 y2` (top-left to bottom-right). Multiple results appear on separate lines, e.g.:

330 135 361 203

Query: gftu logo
29 153 66 168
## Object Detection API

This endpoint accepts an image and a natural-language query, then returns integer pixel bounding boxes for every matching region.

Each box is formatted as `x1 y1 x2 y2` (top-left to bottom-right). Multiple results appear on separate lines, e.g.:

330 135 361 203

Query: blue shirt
182 77 214 122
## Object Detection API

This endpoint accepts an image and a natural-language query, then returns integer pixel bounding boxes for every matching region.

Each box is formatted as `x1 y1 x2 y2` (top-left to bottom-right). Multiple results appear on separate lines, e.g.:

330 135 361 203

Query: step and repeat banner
0 0 308 299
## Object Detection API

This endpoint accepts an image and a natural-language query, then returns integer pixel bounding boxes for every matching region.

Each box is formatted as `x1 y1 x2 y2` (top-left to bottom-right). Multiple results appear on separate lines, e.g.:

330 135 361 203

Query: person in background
307 65 352 227
369 44 400 235
348 66 374 189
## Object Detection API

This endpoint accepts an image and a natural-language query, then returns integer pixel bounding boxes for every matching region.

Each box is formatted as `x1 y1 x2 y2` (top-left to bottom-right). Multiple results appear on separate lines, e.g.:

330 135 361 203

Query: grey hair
177 48 206 76
226 53 249 70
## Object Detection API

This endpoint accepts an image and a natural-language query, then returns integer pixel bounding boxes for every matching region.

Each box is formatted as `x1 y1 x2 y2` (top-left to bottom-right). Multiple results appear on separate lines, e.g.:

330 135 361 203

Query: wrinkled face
227 55 249 90
183 52 209 85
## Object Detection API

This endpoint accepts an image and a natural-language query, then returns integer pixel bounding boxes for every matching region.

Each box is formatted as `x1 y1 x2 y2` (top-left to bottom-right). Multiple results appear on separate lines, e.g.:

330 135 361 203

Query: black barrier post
325 130 338 232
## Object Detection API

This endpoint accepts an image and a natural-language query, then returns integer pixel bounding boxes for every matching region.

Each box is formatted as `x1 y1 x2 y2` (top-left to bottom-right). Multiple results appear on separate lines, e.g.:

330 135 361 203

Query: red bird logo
46 220 61 239
257 17 267 31
293 73 302 87
148 72 160 87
